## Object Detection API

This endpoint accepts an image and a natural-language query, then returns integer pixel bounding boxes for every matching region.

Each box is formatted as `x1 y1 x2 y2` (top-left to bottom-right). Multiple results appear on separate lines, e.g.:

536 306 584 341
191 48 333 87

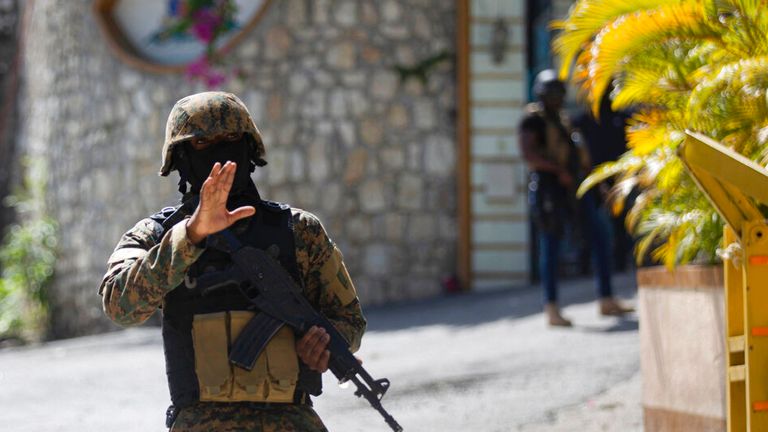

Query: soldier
519 70 631 327
99 91 366 431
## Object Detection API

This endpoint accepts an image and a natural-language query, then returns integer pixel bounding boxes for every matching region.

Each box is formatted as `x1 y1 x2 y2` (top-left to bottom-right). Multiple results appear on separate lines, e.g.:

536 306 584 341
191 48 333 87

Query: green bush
0 217 57 342
0 157 57 343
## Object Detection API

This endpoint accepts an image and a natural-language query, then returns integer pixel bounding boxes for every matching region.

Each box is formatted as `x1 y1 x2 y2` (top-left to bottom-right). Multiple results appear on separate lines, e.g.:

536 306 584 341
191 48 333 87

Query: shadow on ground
364 271 638 332
0 273 638 356
577 318 639 333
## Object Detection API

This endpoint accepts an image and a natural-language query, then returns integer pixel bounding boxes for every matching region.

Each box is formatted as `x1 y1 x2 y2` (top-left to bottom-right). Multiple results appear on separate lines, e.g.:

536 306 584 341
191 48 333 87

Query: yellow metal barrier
679 131 768 431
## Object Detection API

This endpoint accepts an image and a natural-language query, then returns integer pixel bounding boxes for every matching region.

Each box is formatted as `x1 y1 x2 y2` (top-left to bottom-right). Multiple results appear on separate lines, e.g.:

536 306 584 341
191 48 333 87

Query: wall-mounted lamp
491 17 509 64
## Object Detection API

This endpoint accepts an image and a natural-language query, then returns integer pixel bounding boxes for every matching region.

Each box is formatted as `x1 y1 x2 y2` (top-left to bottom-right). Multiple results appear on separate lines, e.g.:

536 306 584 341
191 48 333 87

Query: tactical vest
150 198 322 409
523 104 582 237
524 102 574 171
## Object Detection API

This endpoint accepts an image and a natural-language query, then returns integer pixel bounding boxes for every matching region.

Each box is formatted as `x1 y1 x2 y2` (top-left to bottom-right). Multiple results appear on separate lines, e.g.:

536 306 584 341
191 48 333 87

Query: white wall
469 0 529 291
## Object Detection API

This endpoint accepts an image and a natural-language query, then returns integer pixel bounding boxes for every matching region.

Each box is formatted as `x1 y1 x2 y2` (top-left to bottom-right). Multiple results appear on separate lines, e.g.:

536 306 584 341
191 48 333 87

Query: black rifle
190 229 403 432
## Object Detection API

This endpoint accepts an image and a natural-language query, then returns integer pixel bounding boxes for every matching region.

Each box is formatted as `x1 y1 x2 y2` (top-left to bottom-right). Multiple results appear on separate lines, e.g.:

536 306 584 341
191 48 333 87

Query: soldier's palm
198 162 253 233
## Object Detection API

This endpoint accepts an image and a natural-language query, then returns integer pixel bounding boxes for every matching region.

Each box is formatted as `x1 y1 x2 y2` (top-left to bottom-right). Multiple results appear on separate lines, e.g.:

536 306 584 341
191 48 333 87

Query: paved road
0 273 641 432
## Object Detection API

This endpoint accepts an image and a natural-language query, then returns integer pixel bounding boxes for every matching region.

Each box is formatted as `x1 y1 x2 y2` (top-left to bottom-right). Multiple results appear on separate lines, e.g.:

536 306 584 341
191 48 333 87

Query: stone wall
19 0 457 337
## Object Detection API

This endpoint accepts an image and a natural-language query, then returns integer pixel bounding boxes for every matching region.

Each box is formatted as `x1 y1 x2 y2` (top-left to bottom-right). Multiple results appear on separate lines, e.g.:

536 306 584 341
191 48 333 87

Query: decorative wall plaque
93 0 272 73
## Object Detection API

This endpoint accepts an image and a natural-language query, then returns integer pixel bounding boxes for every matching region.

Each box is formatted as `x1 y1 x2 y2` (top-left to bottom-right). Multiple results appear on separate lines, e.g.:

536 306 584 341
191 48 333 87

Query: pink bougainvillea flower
205 71 228 88
185 56 228 89
185 57 210 78
175 1 236 88
191 8 222 43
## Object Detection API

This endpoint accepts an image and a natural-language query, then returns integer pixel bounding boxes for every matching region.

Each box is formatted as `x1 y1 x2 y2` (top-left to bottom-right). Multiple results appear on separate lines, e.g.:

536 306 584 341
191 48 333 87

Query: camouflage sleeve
293 209 367 352
98 218 205 327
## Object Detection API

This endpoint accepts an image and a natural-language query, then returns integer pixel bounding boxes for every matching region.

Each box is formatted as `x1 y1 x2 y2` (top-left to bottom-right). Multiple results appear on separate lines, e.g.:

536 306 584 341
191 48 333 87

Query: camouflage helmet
159 91 267 176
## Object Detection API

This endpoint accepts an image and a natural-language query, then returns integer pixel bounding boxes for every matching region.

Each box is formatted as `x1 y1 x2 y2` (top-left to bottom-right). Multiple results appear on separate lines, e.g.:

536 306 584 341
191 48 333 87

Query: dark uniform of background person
519 70 632 327
572 88 635 271
98 92 366 431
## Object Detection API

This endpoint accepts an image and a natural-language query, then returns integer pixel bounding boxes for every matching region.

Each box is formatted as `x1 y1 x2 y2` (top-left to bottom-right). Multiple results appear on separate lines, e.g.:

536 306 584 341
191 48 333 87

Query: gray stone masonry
19 0 458 336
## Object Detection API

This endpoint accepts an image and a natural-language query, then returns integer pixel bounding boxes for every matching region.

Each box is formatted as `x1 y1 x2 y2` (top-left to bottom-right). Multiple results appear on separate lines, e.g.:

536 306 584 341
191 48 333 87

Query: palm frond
625 190 654 230
688 56 768 115
657 158 685 192
585 2 718 113
576 155 645 197
712 0 768 56
607 176 638 215
553 0 683 80
625 112 671 156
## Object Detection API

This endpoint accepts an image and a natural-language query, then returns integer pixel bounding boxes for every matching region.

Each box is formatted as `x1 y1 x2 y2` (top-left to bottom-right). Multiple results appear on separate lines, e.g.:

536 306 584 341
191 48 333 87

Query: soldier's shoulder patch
125 217 165 244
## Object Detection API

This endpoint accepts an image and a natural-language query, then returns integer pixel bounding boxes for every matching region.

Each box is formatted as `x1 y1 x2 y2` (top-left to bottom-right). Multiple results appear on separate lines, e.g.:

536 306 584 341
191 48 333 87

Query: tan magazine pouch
192 311 299 403
264 326 300 402
191 312 232 400
230 311 269 400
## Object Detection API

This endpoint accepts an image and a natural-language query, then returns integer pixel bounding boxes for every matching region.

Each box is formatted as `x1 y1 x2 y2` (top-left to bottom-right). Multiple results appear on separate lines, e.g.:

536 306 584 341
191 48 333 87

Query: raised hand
186 161 256 245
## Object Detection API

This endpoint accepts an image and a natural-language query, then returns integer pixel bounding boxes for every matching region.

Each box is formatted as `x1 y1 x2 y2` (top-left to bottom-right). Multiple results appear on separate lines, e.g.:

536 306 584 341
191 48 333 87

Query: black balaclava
175 135 258 201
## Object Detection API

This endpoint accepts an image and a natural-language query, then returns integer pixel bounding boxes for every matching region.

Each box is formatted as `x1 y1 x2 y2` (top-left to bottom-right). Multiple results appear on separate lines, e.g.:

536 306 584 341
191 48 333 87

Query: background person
519 70 631 327
572 89 635 272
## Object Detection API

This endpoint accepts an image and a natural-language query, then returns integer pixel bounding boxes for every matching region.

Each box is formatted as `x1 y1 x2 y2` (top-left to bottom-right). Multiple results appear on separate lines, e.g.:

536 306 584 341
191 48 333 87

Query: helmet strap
172 145 194 195
177 177 188 195
243 134 263 171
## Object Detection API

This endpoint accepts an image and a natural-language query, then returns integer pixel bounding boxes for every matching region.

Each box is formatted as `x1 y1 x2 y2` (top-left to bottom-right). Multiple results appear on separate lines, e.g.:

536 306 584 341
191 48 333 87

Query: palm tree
553 0 768 267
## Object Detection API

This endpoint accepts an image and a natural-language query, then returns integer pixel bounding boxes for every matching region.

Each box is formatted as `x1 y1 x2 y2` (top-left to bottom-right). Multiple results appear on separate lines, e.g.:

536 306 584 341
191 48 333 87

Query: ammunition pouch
192 311 299 403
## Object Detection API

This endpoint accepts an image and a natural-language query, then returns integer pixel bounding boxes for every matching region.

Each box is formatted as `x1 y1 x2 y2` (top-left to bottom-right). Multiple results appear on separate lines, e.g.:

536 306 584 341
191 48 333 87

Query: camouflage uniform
99 207 365 431
99 92 366 431
171 403 327 431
